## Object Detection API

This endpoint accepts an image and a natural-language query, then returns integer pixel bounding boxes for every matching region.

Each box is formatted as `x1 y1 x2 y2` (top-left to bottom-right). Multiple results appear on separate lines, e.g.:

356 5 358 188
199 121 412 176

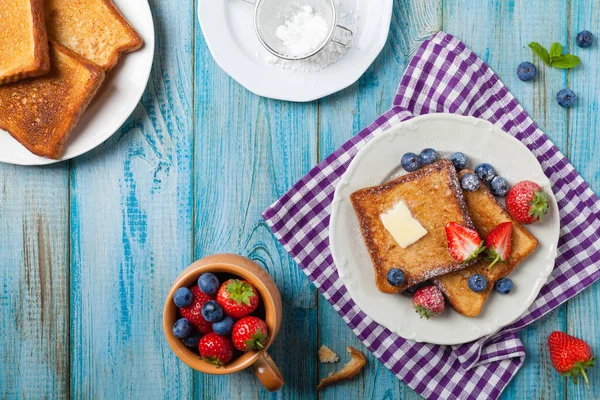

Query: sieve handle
332 25 353 47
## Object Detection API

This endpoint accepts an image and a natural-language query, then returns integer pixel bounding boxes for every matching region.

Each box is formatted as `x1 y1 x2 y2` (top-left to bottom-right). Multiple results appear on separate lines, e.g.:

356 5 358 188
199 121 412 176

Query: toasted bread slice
434 170 538 317
0 42 105 159
46 0 143 71
0 0 50 85
350 159 475 293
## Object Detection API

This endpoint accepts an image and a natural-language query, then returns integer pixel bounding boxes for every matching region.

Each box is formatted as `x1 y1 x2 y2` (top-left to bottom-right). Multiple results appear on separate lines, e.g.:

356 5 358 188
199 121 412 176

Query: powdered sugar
275 6 330 57
257 9 358 72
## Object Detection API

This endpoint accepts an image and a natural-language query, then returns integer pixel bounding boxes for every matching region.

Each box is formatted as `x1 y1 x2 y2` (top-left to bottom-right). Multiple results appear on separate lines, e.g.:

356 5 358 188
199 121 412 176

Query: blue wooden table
1 0 599 399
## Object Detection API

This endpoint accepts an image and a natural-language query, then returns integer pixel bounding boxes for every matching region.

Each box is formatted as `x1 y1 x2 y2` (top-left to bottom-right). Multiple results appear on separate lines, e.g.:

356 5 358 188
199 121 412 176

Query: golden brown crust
0 0 50 85
46 0 143 71
433 169 539 317
0 41 105 158
351 159 475 293
316 347 366 390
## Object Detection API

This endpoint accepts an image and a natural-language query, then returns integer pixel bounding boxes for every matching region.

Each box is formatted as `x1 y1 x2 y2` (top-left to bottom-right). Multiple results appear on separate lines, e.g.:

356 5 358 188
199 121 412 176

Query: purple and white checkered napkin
262 32 600 399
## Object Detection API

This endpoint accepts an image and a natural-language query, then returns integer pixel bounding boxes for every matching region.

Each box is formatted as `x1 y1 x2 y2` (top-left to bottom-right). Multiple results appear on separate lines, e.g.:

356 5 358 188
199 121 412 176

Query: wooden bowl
163 254 284 391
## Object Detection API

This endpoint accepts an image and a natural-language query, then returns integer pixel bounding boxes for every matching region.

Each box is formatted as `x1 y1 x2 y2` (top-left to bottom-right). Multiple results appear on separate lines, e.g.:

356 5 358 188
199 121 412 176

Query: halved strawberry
445 222 485 263
485 222 513 269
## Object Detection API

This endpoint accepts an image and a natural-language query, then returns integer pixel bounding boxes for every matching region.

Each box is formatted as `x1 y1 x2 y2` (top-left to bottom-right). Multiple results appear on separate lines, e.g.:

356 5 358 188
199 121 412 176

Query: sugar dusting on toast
433 169 538 317
350 159 476 294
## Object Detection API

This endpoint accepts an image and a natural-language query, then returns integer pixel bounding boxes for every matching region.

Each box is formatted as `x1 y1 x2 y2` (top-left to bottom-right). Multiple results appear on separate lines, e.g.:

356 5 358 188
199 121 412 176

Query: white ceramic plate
0 0 155 166
330 114 560 345
197 0 393 102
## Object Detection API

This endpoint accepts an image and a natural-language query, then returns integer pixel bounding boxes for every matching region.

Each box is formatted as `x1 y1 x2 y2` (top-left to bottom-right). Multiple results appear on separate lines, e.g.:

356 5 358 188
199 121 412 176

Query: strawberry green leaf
225 279 256 305
244 331 269 351
529 190 549 222
414 305 434 319
462 241 486 264
203 356 223 368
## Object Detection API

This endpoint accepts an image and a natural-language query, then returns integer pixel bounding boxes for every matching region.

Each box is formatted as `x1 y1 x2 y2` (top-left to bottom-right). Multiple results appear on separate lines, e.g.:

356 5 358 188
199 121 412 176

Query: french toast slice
45 0 143 71
433 170 538 317
0 42 105 159
350 159 475 293
0 0 50 85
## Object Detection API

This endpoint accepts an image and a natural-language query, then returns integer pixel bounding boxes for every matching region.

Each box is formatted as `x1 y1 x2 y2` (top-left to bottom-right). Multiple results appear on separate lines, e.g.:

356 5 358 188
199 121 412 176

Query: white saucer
197 0 393 102
329 114 560 345
0 0 155 166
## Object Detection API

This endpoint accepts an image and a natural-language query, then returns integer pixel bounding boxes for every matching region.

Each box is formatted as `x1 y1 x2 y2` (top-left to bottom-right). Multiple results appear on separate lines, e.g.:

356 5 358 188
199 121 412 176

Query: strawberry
232 316 269 351
179 285 214 334
199 333 234 367
548 331 595 385
412 286 445 319
216 279 259 319
506 181 549 224
445 222 485 263
485 222 513 269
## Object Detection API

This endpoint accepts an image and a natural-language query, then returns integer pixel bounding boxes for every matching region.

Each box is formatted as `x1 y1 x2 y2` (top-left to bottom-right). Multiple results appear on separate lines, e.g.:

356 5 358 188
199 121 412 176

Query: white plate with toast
0 0 154 166
329 113 560 345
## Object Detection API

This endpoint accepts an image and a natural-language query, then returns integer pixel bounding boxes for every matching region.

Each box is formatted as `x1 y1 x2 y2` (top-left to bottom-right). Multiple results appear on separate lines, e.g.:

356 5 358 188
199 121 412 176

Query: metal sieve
241 0 353 60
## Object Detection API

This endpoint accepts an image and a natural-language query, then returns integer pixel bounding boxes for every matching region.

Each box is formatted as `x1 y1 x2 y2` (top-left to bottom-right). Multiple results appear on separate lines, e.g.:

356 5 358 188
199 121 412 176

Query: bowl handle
251 352 284 391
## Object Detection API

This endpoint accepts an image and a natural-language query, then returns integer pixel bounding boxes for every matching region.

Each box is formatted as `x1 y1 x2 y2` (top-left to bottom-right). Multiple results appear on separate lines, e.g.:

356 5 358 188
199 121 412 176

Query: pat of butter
380 201 427 249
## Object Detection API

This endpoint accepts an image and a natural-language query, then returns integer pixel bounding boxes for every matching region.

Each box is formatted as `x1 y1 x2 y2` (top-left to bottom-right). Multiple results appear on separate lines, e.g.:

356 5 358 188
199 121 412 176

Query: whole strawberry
506 181 549 224
199 333 234 367
216 279 259 319
548 331 595 385
179 285 214 334
232 316 269 351
412 286 445 319
485 222 512 269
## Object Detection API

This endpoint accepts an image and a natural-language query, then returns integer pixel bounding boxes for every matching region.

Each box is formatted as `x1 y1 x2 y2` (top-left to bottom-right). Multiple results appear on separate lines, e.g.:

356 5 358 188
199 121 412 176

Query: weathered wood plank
69 1 195 398
0 165 69 399
317 1 442 398
443 1 570 399
193 12 319 398
566 0 600 399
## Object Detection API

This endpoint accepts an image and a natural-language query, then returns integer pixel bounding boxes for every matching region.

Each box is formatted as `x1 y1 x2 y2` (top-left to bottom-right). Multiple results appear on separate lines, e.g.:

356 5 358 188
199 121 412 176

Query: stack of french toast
351 158 539 318
0 0 142 159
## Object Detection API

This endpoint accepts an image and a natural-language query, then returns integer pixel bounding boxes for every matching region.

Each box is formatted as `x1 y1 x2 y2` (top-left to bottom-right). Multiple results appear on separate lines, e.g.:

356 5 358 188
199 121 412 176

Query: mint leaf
529 42 551 66
529 41 581 69
550 54 581 69
549 42 563 59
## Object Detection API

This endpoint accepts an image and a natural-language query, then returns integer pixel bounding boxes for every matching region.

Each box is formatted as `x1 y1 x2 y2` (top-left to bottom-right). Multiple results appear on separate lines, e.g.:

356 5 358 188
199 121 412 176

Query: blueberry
201 300 224 322
576 30 594 48
517 62 536 82
461 173 481 192
387 268 405 286
213 316 235 335
401 152 421 172
419 148 438 166
198 273 220 296
173 318 193 338
495 278 514 294
556 89 576 108
181 333 202 347
173 287 194 308
490 176 510 197
402 281 428 296
468 274 488 293
474 163 496 183
449 152 468 170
